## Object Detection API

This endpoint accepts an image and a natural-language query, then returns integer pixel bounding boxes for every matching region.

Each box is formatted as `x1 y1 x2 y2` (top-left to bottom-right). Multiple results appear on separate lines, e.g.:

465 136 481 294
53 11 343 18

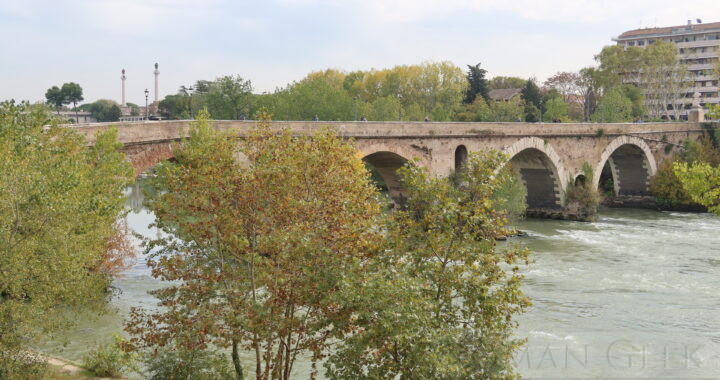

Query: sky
1 0 720 105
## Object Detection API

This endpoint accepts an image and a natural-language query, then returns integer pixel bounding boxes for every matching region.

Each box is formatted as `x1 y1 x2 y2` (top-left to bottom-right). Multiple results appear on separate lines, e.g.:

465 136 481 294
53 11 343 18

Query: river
40 181 720 379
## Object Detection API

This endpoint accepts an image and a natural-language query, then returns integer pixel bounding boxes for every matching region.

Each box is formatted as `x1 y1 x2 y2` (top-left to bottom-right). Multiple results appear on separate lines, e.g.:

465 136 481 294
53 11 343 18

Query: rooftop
489 88 522 102
617 21 720 39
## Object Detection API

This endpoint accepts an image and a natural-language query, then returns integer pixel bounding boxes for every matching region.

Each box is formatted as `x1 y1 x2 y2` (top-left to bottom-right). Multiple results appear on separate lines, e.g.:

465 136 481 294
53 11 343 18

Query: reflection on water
41 179 720 378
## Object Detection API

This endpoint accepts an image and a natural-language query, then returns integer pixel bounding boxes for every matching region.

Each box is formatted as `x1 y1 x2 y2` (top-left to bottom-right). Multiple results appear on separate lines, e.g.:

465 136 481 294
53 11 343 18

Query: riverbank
37 353 126 380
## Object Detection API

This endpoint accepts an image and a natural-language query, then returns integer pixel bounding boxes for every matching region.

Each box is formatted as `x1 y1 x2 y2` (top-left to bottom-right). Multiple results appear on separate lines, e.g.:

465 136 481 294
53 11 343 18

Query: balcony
679 51 720 60
687 63 716 71
676 40 720 49
677 97 720 104
690 75 718 82
687 86 719 93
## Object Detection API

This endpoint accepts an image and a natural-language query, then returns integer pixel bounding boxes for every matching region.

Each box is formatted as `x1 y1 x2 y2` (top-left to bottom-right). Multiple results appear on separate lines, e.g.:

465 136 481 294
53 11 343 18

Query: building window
638 40 645 46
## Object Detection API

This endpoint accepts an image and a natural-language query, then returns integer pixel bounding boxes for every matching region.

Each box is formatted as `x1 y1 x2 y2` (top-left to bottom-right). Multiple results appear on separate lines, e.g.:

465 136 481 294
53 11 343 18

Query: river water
41 182 720 379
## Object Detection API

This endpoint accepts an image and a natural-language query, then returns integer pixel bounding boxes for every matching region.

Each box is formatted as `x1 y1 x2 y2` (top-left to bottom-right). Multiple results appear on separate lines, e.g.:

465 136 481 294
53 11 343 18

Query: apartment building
614 20 720 120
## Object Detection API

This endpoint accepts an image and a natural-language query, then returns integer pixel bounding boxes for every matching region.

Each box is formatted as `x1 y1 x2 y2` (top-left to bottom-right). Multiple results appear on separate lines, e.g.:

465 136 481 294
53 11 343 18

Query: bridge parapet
70 120 709 220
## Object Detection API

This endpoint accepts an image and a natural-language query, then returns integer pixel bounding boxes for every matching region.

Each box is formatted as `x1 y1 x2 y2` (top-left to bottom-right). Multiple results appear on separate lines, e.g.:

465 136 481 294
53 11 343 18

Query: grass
45 364 100 380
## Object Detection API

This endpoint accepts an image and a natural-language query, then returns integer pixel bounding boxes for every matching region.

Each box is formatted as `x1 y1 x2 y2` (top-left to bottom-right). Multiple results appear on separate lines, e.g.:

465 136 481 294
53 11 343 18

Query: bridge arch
455 145 468 171
593 136 657 196
362 151 411 204
503 137 567 210
126 143 176 176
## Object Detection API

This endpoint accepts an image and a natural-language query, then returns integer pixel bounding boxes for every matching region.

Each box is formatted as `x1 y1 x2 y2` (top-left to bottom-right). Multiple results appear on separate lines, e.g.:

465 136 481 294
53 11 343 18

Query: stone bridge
74 120 706 217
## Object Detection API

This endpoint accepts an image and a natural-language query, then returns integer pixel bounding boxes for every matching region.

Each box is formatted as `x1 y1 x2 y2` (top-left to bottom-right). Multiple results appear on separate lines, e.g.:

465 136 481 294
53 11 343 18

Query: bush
144 347 235 380
83 334 137 378
565 163 601 221
650 159 696 208
0 351 47 380
490 165 528 225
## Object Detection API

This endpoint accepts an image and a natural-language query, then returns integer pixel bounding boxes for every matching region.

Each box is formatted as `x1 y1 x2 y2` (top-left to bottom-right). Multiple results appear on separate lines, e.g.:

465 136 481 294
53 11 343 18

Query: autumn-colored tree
96 220 137 277
325 151 531 379
126 109 383 380
543 71 586 119
0 101 133 377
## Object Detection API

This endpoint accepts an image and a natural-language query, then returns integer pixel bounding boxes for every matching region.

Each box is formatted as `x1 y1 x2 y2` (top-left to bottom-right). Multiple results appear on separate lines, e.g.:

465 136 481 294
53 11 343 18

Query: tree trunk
232 339 244 380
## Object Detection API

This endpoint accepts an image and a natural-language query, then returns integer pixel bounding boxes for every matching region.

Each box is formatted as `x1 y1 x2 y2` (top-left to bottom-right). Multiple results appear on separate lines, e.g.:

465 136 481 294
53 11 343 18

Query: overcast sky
1 0 719 105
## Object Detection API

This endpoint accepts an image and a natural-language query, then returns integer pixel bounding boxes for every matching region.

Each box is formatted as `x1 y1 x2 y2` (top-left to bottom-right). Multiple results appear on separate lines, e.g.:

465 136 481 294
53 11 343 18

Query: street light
188 86 194 119
144 88 149 120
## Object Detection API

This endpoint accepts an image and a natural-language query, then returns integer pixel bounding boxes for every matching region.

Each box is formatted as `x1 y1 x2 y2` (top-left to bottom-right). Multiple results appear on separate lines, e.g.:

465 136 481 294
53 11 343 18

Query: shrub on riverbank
565 163 601 221
144 347 235 380
83 334 138 378
651 134 720 211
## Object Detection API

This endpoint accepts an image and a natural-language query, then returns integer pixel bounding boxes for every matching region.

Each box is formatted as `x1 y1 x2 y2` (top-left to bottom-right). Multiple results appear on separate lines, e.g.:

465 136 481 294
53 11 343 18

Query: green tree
591 86 632 123
126 110 383 380
271 69 355 120
521 80 542 121
593 41 689 120
44 86 64 114
653 135 720 210
674 161 720 215
708 103 720 120
651 159 696 208
60 82 84 123
158 94 190 120
0 101 133 377
206 75 254 120
491 98 524 122
87 99 122 122
368 96 402 121
543 97 570 122
523 103 541 123
463 62 490 104
325 151 531 379
620 84 645 120
126 102 141 116
455 97 493 121
488 76 526 90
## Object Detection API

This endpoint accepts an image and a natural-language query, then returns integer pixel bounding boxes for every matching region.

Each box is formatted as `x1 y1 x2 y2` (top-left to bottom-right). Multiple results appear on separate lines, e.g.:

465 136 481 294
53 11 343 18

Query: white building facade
614 21 720 120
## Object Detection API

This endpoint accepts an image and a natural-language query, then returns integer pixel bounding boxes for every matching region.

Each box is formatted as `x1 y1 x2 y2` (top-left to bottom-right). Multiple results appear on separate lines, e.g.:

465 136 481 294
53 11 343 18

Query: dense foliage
127 111 531 379
80 99 123 122
0 101 133 377
126 110 384 379
652 134 720 210
144 347 236 380
674 161 720 215
591 86 633 122
83 334 138 377
326 151 531 379
672 126 720 215
564 163 601 221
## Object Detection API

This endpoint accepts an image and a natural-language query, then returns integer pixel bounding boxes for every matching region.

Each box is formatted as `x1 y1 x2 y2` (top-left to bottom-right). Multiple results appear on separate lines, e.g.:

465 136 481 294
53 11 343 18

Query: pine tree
463 63 490 104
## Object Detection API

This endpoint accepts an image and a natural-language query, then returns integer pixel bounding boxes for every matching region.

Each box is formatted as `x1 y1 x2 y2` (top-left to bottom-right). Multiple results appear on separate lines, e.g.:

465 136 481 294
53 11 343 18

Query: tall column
121 69 126 107
153 63 160 103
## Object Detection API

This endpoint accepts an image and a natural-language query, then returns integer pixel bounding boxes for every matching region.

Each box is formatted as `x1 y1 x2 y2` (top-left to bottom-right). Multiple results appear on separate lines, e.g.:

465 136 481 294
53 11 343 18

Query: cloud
276 0 720 26
76 0 228 35
0 0 35 17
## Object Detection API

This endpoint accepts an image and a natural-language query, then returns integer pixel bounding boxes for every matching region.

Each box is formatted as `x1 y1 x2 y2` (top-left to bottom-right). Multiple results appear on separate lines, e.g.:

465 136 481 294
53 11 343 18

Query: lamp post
188 86 194 119
144 88 149 120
